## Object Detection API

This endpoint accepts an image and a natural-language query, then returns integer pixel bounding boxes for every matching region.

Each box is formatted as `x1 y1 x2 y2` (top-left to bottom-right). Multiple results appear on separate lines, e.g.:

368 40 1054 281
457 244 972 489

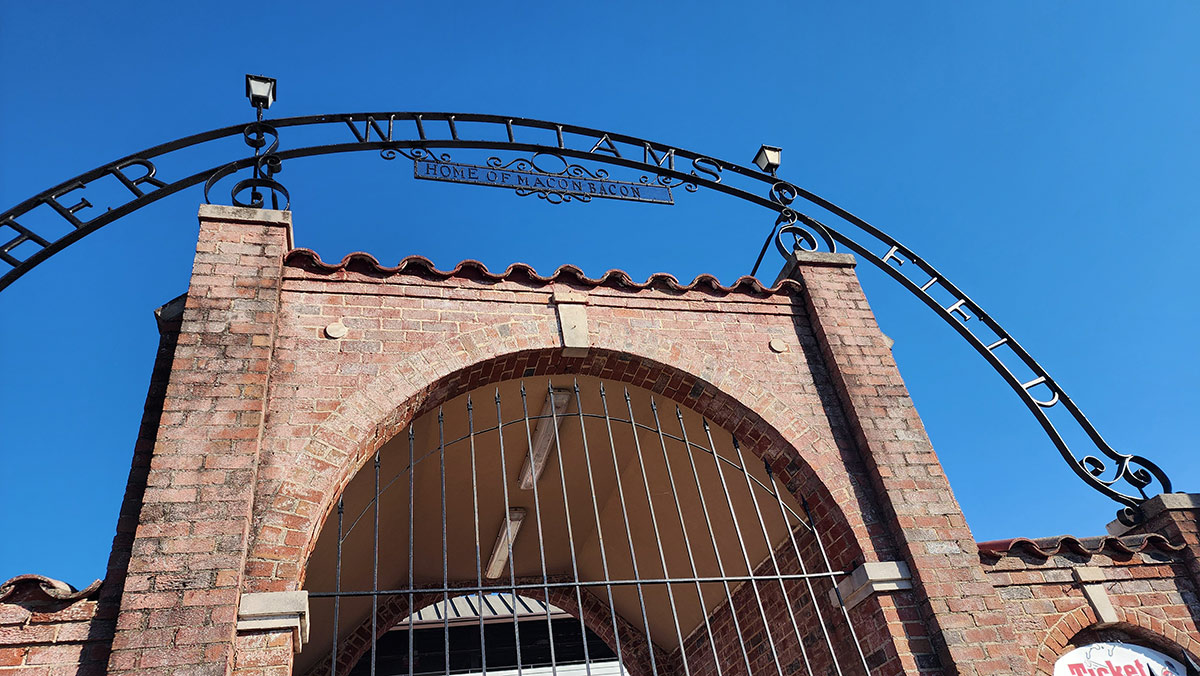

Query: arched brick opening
247 325 879 594
1036 605 1200 674
244 319 897 675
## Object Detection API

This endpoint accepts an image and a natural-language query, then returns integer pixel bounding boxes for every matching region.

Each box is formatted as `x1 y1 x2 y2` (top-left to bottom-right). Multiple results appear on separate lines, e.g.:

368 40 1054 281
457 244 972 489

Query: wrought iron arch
0 110 1171 523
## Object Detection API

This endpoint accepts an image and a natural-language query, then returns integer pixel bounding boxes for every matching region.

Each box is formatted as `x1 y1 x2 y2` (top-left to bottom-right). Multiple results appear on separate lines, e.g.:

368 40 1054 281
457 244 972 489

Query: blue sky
1 2 1197 588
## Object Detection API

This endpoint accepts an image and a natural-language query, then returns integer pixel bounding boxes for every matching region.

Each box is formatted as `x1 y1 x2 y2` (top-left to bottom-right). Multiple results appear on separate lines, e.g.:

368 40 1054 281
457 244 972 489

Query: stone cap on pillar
773 250 857 286
1107 493 1200 536
198 204 294 249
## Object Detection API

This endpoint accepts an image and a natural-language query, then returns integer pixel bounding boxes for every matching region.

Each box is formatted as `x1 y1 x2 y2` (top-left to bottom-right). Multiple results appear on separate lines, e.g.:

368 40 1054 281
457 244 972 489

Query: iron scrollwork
769 180 838 256
639 173 699 193
488 154 604 204
0 110 1177 523
378 147 448 163
755 178 1172 524
204 120 289 210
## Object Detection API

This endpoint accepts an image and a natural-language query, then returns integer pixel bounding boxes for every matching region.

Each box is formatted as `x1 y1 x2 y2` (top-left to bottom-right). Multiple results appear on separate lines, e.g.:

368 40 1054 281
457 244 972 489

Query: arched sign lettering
0 111 1172 524
1054 642 1195 676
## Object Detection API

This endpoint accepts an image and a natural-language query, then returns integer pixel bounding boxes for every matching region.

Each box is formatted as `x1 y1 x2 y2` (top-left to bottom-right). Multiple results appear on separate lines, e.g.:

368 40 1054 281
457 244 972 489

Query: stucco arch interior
296 374 858 675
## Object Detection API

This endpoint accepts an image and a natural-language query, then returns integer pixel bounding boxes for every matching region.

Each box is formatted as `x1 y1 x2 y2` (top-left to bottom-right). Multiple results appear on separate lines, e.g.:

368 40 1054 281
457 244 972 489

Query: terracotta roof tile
0 574 101 604
976 533 1185 561
283 249 802 296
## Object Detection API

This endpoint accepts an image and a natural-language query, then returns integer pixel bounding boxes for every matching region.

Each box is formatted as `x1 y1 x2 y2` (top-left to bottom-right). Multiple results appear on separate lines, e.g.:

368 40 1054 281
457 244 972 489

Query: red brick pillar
107 205 292 675
787 251 1033 674
1127 494 1200 588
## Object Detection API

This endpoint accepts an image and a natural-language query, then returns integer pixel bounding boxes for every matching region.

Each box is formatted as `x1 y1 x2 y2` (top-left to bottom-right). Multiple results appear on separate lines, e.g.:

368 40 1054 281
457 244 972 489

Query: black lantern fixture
245 74 277 119
753 144 782 175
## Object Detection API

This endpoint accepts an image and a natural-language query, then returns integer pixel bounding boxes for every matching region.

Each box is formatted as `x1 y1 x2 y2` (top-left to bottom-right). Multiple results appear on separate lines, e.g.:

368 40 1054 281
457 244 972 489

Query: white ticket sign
1055 642 1189 676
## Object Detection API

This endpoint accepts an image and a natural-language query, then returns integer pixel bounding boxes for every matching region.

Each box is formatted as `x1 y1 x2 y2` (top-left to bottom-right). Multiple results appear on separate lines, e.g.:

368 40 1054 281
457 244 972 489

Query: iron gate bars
0 110 1172 522
301 379 872 676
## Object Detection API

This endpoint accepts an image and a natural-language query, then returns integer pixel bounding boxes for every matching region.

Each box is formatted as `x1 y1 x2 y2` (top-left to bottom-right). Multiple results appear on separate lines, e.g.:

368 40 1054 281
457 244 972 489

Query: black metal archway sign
0 109 1172 524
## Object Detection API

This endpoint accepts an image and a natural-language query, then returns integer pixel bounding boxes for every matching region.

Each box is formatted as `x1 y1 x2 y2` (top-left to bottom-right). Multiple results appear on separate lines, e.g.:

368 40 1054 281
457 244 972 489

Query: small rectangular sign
414 159 673 205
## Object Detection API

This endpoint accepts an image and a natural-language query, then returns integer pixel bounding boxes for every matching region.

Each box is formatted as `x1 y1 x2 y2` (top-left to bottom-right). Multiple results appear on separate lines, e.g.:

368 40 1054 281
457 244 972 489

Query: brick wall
791 254 1034 674
0 579 107 675
238 233 949 672
8 206 1196 675
979 533 1200 672
107 205 292 675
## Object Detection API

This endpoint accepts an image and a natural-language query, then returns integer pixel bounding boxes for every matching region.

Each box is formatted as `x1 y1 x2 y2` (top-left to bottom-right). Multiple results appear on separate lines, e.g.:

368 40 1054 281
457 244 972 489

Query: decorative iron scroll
203 119 289 210
0 111 1173 523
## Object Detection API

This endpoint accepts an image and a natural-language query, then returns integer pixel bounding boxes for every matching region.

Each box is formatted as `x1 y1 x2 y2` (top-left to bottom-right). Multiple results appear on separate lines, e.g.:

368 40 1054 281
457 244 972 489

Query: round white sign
1054 642 1188 676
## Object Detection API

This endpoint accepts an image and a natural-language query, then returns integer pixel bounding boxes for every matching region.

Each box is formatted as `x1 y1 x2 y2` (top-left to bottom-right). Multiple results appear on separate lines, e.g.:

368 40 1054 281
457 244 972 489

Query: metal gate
300 377 871 676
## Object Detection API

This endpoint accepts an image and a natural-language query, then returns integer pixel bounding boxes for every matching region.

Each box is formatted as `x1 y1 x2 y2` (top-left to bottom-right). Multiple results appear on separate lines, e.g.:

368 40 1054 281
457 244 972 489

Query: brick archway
1036 605 1200 674
246 322 874 593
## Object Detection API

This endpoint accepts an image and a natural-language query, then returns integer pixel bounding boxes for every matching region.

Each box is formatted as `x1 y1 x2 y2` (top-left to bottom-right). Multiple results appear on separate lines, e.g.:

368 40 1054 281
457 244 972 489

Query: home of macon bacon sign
414 153 675 204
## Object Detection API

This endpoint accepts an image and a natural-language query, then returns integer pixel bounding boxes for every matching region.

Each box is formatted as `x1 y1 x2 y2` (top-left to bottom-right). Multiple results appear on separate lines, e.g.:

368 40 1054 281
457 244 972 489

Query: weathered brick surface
252 256 885 587
10 208 1196 675
238 247 952 674
791 256 1032 674
981 538 1200 673
1131 497 1200 592
106 205 292 675
233 628 293 676
0 593 108 675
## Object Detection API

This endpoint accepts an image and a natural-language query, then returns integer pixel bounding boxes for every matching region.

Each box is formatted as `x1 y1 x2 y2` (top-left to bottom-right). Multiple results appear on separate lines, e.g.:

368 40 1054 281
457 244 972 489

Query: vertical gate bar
439 408 450 676
371 449 381 676
728 438 814 675
649 399 722 676
518 383 559 674
331 497 343 676
546 382 593 676
493 390 524 676
699 420 785 676
468 397 488 675
623 390 691 676
408 427 416 676
598 384 659 676
802 499 872 673
764 466 846 675
673 407 754 676
572 380 627 672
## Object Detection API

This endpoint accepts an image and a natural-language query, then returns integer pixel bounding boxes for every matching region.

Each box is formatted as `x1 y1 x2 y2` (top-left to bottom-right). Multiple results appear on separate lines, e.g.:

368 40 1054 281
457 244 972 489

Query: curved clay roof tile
283 250 803 296
976 533 1185 561
0 574 102 604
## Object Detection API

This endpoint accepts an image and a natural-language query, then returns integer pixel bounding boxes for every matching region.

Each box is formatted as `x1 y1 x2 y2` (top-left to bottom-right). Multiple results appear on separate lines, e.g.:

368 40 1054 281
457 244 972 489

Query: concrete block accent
1155 493 1200 511
197 203 292 224
551 287 588 304
829 561 913 610
197 204 294 247
238 590 310 652
772 250 856 286
1072 567 1118 624
552 289 589 358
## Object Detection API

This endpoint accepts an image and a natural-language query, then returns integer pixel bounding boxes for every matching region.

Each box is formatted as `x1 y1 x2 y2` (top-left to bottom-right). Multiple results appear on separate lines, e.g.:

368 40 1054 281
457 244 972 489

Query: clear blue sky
1 2 1197 589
